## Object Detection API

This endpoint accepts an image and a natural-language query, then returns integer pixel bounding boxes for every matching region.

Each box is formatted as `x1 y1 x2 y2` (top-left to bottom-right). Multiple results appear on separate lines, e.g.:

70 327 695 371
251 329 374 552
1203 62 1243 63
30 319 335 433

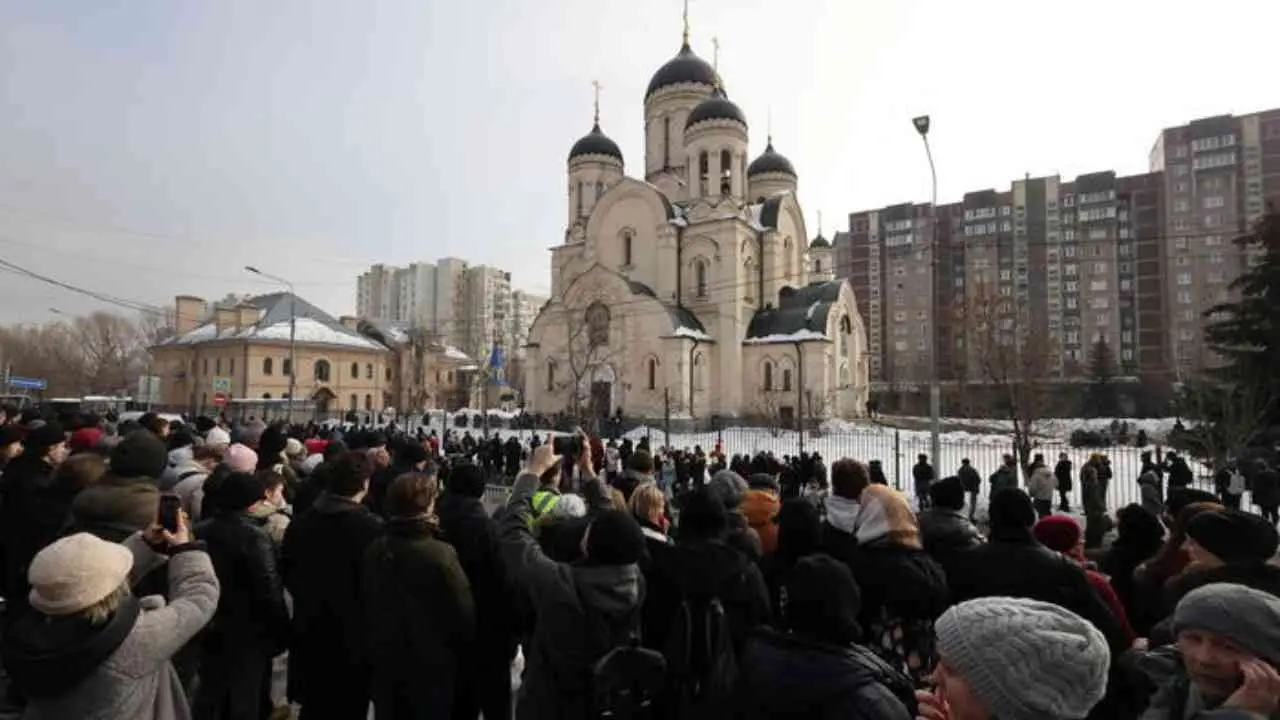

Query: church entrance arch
312 387 336 416
582 363 616 431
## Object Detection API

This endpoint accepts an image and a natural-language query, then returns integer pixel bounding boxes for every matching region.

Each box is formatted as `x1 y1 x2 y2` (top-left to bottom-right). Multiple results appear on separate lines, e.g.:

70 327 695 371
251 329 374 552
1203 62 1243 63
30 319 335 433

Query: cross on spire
592 79 602 125
682 0 690 44
817 210 823 236
712 36 720 72
767 106 773 145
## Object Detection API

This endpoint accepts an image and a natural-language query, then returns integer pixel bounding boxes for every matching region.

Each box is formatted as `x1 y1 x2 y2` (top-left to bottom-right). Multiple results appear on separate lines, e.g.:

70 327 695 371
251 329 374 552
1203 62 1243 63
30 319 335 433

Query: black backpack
578 585 667 720
837 642 919 717
661 577 742 719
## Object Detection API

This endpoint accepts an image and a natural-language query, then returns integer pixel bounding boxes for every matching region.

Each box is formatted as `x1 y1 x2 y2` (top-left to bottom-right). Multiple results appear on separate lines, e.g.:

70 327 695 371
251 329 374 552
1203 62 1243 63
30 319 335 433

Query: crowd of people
0 405 1277 719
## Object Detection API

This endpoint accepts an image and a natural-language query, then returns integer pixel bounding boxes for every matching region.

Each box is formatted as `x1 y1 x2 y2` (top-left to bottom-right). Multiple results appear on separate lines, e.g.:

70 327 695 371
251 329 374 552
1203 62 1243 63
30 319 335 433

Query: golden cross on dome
682 0 690 44
818 210 824 235
712 36 720 72
767 106 773 145
592 79 602 125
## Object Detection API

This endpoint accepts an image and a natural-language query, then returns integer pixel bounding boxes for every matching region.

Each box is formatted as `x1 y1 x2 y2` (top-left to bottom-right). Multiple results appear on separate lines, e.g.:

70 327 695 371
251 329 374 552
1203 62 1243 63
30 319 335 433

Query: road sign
212 377 232 393
8 376 47 391
213 393 229 407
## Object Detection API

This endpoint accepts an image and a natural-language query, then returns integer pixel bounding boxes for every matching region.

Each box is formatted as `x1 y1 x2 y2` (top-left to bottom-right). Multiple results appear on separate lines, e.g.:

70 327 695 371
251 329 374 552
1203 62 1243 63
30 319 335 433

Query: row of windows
198 357 388 383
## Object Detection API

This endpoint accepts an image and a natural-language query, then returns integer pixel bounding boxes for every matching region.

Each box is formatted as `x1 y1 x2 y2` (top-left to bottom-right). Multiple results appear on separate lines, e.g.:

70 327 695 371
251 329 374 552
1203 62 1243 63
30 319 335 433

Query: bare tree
751 391 787 435
546 301 624 428
961 281 1061 473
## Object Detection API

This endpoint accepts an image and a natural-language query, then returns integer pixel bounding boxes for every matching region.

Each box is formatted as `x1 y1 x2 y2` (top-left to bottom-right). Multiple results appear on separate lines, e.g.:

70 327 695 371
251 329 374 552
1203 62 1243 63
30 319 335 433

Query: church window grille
586 302 611 348
783 368 793 392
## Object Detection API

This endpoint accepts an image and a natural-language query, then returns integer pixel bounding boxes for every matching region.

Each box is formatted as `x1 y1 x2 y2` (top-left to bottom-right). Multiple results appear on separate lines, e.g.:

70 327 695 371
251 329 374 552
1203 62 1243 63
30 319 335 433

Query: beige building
524 30 869 425
153 293 394 416
358 322 480 412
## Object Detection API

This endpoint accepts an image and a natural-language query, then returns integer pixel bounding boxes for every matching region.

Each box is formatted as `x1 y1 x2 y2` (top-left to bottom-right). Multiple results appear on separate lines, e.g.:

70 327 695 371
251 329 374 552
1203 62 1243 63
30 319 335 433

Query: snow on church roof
742 329 828 345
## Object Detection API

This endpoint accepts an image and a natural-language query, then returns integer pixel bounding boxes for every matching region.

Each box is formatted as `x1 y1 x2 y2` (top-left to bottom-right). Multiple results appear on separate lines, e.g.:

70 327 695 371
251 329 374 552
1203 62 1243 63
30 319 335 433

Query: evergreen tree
1182 210 1280 457
1085 337 1118 417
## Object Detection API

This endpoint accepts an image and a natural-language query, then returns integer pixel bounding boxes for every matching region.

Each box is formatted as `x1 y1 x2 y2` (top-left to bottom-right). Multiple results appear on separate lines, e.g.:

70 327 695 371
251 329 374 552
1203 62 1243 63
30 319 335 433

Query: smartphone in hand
158 494 182 534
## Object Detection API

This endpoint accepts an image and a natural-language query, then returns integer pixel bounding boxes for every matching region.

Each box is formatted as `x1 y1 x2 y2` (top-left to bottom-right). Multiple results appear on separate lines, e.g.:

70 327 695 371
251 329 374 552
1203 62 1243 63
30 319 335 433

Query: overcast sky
0 0 1276 324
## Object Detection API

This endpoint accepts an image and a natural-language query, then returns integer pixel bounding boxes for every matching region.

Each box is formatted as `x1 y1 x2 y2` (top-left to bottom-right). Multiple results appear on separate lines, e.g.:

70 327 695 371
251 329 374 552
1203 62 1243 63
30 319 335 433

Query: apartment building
1150 109 1280 377
843 170 1164 387
354 258 542 369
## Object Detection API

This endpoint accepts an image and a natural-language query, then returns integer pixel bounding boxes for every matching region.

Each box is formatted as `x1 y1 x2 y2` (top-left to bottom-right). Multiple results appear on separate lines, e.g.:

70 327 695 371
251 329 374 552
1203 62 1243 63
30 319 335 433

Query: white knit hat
935 596 1110 719
28 533 134 616
206 426 231 447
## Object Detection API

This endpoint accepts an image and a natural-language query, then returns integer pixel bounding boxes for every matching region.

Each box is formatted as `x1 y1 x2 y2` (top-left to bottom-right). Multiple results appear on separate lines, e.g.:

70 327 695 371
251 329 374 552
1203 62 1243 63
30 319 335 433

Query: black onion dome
567 123 623 163
646 42 720 99
809 233 831 249
748 139 797 178
685 87 747 130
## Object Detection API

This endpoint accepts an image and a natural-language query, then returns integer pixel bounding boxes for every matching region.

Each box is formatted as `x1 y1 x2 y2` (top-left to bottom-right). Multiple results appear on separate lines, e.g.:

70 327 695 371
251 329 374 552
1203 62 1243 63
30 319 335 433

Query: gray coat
20 536 220 720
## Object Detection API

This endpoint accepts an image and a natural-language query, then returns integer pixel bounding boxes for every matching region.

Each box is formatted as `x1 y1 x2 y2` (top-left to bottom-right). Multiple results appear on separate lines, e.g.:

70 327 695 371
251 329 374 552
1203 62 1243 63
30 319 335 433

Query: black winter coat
196 510 290 652
916 508 983 558
281 492 385 707
436 491 517 658
957 465 980 494
0 453 63 609
1054 460 1074 492
735 629 913 720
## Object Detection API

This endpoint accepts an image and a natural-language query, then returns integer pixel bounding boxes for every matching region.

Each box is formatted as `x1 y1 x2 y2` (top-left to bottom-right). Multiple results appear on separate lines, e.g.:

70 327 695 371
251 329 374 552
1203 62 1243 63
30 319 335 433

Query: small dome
685 87 747 130
646 42 720 100
809 233 831 249
748 139 797 178
567 123 623 163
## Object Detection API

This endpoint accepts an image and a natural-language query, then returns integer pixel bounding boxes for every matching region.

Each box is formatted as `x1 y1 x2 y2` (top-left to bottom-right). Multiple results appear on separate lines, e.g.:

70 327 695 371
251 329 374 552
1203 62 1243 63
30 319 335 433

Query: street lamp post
912 115 942 474
245 266 296 418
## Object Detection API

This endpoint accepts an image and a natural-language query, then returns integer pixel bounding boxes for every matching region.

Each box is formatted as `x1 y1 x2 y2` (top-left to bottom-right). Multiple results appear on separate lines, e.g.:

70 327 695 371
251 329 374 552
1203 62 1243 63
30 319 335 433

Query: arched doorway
580 363 616 430
312 387 336 416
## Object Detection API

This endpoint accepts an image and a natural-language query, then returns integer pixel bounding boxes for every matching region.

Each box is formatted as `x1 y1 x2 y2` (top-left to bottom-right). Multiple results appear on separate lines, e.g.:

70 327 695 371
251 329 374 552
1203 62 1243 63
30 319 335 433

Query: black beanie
1186 509 1280 564
447 462 486 499
785 554 861 643
257 426 288 466
586 510 646 566
989 488 1037 533
398 442 428 467
23 422 65 453
220 472 267 511
109 429 169 480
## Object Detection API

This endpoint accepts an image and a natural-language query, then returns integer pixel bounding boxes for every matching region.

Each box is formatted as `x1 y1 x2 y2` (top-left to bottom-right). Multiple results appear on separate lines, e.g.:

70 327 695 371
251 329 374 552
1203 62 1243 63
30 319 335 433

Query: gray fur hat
708 469 748 509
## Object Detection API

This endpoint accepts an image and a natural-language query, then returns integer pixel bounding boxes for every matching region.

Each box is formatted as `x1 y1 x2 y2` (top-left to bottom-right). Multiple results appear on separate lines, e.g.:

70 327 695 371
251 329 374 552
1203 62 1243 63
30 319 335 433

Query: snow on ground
885 415 1188 443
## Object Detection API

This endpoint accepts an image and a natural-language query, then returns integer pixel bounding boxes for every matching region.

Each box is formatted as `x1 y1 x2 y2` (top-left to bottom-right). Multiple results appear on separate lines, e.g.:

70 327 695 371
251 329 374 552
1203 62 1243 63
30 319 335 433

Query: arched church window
663 117 671 167
695 260 708 298
576 182 584 217
815 259 823 273
647 357 657 390
699 152 709 195
692 352 704 390
623 231 633 266
763 361 773 391
315 359 331 382
720 150 732 195
585 302 611 348
546 361 556 391
595 181 605 203
782 368 793 392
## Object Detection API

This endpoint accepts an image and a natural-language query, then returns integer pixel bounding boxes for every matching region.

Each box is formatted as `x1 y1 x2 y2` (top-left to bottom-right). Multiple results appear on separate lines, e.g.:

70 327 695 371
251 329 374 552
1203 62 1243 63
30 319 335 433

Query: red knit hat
1033 515 1083 555
68 427 103 454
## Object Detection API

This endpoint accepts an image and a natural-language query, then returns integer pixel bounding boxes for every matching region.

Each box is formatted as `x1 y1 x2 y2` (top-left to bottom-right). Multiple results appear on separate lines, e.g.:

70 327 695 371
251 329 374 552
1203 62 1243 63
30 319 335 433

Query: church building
524 22 869 426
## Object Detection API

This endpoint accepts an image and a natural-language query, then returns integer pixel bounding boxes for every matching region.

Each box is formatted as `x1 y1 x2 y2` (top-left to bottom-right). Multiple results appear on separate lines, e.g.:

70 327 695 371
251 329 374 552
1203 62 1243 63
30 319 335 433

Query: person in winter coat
437 461 517 720
2 524 219 720
0 422 69 612
1033 515 1137 644
247 468 292 548
1165 452 1194 494
917 597 1111 720
1054 452 1074 512
70 430 170 542
760 498 823 620
363 471 475 719
707 469 763 559
911 454 935 510
1099 504 1166 637
988 454 1018 496
192 472 291 720
956 459 981 520
171 444 223 521
1251 459 1280 524
736 555 913 720
281 451 385 719
741 474 782 555
917 477 983 559
1137 583 1280 720
868 459 888 486
1026 453 1056 518
941 489 1128 655
613 449 654 503
822 460 949 685
1162 509 1280 614
500 441 649 720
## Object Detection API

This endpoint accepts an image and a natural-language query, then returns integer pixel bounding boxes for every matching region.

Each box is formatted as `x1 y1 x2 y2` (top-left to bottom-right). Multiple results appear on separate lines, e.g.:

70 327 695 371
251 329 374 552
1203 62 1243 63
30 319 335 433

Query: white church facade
524 27 869 426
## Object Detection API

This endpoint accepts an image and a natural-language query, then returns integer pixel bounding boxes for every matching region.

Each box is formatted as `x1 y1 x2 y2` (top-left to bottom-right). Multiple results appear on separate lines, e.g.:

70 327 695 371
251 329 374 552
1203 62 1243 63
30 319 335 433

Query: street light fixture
245 265 297 418
912 115 942 475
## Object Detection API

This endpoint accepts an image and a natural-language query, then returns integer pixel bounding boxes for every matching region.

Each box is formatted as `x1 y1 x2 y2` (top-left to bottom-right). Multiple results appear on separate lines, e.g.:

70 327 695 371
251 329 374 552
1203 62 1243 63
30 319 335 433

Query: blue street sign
8 376 47 391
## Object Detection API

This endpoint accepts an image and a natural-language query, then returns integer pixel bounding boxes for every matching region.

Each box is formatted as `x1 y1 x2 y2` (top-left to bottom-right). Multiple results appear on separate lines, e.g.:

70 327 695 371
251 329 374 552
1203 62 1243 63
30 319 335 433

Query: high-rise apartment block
355 258 545 362
841 107 1280 390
